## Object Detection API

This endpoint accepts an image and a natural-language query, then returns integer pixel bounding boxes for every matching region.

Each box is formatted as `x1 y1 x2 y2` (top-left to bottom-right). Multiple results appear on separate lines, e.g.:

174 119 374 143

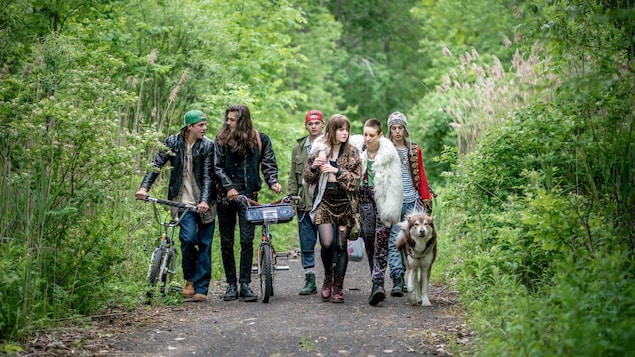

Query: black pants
218 197 256 284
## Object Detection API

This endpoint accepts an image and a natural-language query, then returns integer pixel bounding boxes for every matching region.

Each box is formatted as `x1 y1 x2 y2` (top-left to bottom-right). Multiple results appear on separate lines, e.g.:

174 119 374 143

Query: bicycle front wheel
260 243 274 303
147 247 164 287
159 249 176 295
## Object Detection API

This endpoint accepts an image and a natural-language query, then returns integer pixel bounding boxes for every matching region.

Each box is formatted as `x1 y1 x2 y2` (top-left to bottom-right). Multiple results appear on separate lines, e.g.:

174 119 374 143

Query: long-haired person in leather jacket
214 104 282 302
136 109 217 302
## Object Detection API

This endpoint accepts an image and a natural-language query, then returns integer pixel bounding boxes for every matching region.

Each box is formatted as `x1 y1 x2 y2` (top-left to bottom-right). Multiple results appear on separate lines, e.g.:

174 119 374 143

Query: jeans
297 210 318 270
179 210 215 295
388 200 417 280
218 198 256 284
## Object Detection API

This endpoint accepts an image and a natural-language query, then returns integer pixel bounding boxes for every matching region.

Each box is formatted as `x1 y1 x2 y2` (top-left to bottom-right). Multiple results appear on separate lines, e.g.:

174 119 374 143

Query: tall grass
434 24 635 357
0 35 154 341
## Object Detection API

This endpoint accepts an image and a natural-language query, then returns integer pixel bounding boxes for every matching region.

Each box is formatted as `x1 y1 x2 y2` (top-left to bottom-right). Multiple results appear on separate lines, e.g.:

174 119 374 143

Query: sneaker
182 281 194 298
191 293 207 302
239 283 257 302
223 283 238 301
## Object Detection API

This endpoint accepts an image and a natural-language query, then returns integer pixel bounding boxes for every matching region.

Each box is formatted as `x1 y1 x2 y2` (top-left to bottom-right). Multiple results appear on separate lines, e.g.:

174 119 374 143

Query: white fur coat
349 135 403 226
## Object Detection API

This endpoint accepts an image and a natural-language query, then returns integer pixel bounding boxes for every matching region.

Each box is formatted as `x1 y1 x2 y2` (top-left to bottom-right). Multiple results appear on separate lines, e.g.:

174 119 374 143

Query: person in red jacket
386 111 435 297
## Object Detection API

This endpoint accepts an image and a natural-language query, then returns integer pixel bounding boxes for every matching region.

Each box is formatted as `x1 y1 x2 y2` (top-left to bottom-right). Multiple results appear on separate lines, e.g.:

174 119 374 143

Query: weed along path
19 250 471 356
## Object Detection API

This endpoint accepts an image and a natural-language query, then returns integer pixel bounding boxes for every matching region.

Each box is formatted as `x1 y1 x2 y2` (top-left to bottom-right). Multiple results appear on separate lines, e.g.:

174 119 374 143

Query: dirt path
18 249 471 356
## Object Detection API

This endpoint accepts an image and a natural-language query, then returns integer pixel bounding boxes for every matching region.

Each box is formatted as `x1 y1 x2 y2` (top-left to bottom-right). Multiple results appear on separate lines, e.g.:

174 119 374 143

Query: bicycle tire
261 243 274 303
159 249 175 295
147 247 163 287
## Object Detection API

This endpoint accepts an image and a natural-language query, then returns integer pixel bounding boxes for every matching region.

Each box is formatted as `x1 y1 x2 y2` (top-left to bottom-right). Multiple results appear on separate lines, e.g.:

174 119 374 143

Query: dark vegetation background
1 0 633 355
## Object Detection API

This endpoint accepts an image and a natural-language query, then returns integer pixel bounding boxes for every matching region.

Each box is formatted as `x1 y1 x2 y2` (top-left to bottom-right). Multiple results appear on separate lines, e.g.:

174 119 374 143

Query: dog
395 212 437 306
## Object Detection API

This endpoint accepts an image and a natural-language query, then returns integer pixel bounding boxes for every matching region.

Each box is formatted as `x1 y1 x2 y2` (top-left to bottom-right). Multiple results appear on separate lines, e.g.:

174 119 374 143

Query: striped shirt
398 147 418 203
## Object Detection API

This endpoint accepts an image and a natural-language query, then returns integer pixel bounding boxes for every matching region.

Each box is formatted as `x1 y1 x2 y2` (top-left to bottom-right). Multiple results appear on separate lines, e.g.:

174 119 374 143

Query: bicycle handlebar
141 196 200 213
234 194 300 207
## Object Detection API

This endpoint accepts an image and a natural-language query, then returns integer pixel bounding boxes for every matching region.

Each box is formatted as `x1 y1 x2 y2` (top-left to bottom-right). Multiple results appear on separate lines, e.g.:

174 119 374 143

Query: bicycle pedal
275 265 289 271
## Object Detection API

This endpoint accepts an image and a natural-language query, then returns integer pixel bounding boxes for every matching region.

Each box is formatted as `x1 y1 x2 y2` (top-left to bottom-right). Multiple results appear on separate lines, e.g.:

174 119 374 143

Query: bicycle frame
143 196 198 297
237 195 298 303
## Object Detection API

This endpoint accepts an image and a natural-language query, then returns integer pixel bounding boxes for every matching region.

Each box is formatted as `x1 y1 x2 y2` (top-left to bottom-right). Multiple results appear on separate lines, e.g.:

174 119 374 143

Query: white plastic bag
347 238 365 262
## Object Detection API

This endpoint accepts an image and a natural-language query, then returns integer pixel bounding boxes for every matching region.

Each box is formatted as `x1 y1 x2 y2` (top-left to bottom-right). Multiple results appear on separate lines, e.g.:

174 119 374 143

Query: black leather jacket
140 134 216 203
214 132 279 197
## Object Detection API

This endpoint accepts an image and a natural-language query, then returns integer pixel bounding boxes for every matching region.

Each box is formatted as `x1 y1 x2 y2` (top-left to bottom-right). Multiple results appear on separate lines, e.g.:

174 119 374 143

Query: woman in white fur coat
351 119 403 306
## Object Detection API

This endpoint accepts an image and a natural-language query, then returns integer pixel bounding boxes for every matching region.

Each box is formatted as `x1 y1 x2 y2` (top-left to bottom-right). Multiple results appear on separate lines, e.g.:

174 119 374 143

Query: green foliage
411 0 521 90
437 0 635 354
471 252 635 357
324 0 430 121
283 1 347 117
0 34 148 340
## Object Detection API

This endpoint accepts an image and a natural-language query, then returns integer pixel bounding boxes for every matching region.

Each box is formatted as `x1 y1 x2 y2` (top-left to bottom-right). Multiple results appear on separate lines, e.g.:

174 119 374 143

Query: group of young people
135 105 433 306
290 110 434 305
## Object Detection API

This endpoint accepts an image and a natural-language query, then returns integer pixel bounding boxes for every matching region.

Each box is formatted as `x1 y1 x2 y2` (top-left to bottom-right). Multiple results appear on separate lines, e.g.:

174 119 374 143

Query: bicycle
139 196 199 296
236 195 297 303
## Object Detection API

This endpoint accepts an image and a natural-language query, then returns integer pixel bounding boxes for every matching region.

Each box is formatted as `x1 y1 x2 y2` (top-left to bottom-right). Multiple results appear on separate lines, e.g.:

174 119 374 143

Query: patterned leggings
358 185 390 282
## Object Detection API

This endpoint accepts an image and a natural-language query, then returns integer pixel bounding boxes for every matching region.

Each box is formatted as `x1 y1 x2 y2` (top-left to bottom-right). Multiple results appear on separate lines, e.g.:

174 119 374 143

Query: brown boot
182 281 194 298
331 277 345 303
320 267 333 302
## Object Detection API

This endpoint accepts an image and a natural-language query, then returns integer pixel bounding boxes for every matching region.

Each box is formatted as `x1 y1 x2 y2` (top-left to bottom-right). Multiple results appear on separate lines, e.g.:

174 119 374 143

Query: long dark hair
216 104 257 156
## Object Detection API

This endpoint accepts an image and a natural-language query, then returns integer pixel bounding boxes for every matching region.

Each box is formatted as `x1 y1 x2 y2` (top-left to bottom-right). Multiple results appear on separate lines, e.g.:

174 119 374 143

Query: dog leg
406 268 417 305
420 265 431 306
414 267 423 305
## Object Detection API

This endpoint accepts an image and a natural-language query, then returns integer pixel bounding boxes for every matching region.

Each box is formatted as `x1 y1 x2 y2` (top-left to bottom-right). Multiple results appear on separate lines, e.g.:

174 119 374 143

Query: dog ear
397 219 409 231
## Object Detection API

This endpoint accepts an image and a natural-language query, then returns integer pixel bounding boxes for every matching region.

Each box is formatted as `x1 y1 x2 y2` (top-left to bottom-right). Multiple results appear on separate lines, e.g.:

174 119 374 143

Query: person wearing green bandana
136 109 217 302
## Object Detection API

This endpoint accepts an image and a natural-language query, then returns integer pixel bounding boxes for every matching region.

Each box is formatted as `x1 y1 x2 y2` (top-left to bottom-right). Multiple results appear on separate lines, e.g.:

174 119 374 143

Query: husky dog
395 213 437 306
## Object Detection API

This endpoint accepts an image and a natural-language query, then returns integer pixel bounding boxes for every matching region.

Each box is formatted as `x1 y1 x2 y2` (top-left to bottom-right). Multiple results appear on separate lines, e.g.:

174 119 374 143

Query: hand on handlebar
270 182 282 194
226 188 240 200
135 188 149 200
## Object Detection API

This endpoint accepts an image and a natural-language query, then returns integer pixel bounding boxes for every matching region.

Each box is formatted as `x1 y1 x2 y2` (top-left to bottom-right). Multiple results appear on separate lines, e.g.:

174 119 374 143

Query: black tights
319 224 349 280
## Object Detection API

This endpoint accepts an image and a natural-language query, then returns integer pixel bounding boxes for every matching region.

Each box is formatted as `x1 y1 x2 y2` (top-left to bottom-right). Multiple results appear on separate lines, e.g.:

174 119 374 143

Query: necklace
397 147 408 167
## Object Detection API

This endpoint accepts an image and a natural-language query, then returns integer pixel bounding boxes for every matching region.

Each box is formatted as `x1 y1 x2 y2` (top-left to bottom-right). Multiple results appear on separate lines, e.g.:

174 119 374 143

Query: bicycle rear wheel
147 247 164 287
260 243 274 303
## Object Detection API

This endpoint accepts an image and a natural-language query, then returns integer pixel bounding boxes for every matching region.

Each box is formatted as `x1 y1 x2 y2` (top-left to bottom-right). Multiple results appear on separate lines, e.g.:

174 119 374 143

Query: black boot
391 275 404 297
368 280 386 306
223 283 238 301
239 282 257 302
299 273 317 295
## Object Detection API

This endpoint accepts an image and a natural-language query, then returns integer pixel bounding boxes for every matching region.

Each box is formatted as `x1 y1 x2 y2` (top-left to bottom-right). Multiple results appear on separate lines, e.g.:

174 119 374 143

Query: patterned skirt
313 184 355 227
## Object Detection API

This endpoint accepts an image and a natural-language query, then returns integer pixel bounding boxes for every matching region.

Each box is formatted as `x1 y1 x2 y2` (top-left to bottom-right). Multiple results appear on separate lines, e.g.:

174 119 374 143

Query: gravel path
17 248 471 356
111 248 468 356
